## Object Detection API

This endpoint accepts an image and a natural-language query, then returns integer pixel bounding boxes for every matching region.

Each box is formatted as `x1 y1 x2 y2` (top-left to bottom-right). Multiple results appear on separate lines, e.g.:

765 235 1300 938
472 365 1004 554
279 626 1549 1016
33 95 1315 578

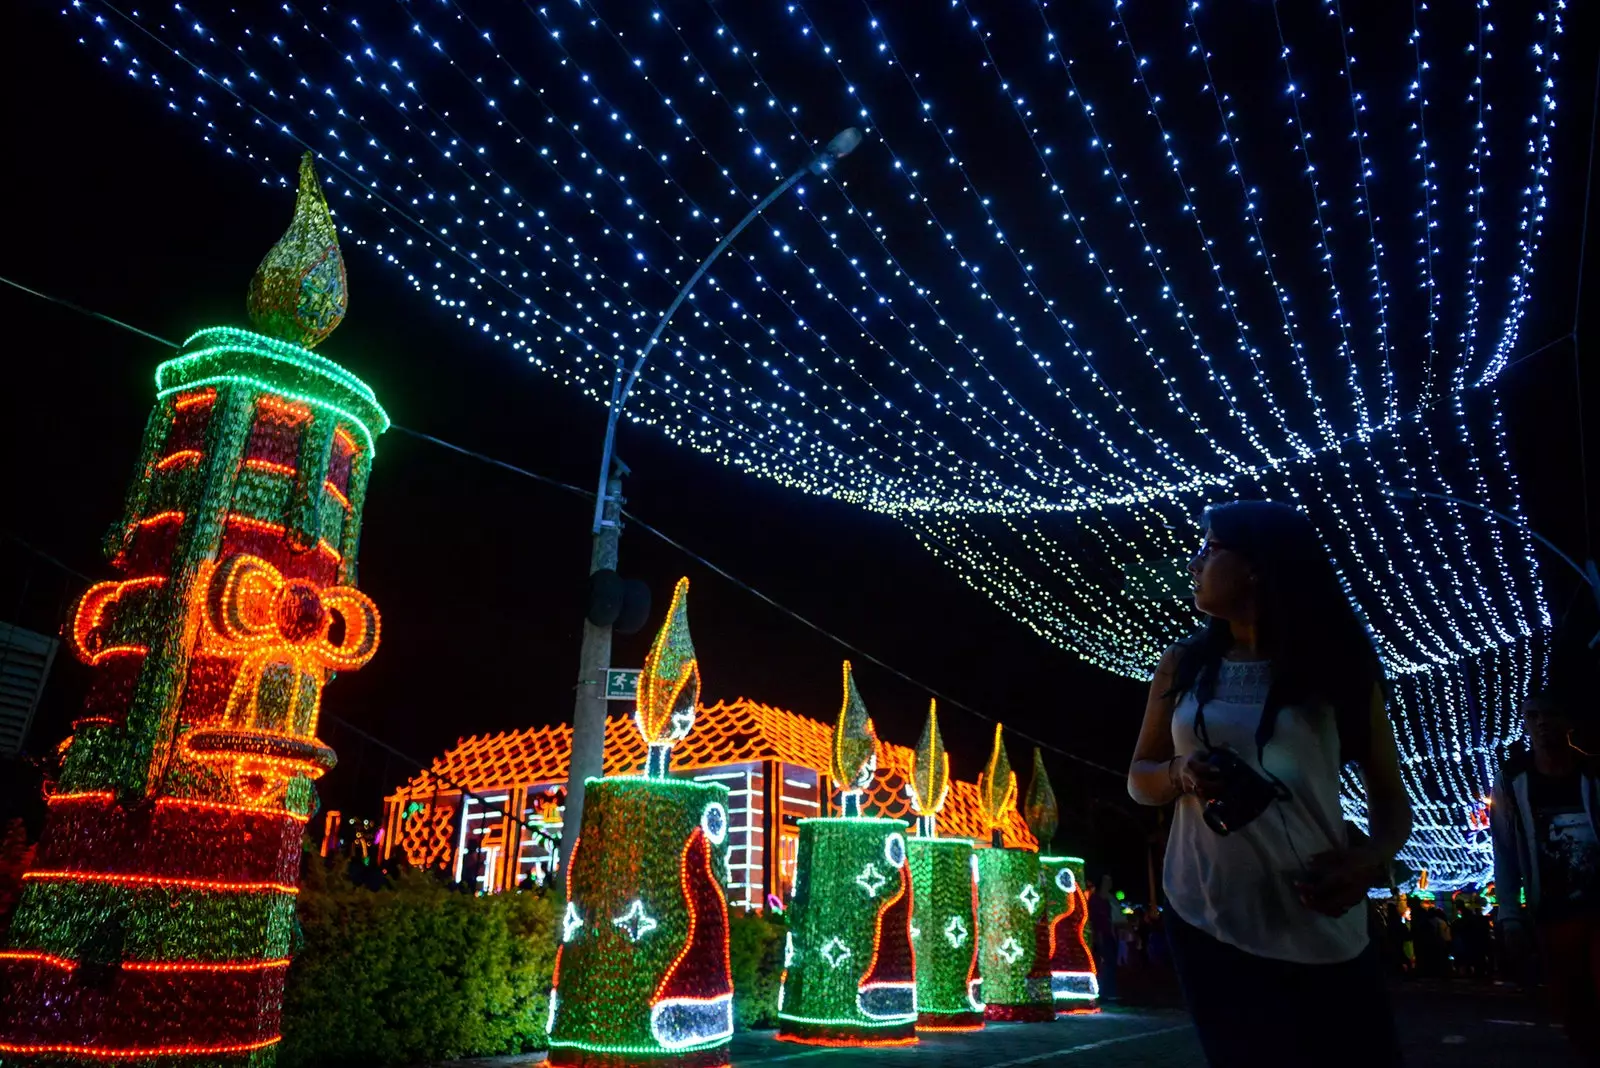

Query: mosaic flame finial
976 723 1017 834
909 699 951 819
247 152 348 348
635 578 700 765
829 661 879 793
1023 747 1058 849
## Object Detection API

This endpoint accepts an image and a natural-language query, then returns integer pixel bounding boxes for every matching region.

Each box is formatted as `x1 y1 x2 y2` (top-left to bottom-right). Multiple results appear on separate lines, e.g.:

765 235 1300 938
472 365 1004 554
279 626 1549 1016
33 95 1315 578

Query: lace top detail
1212 659 1271 706
1165 656 1367 964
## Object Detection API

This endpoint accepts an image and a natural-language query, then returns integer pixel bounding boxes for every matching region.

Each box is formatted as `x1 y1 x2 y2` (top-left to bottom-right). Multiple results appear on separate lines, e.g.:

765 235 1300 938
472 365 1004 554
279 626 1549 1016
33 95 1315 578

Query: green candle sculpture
776 663 916 1047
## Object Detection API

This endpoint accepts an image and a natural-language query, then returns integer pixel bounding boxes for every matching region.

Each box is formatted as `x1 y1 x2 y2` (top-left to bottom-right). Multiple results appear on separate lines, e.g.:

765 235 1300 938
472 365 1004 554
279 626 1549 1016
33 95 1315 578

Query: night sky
3 0 1597 889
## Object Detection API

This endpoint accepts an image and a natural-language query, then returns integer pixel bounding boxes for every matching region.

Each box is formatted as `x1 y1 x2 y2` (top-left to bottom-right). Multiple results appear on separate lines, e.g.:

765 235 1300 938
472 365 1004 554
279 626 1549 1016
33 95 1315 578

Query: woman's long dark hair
1171 500 1382 765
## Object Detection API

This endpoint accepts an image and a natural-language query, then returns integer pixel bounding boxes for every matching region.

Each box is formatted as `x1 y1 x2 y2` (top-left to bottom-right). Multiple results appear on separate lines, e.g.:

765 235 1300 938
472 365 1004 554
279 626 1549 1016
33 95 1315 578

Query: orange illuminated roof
389 698 1035 849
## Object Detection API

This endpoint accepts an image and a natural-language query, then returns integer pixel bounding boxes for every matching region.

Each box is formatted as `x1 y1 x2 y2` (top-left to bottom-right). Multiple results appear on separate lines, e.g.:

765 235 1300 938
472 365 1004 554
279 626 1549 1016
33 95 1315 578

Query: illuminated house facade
381 699 1036 910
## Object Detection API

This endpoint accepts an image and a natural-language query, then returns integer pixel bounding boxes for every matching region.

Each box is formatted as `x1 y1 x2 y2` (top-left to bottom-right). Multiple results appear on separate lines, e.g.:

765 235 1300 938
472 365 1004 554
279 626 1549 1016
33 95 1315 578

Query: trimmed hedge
728 907 786 1031
279 857 790 1067
280 859 556 1068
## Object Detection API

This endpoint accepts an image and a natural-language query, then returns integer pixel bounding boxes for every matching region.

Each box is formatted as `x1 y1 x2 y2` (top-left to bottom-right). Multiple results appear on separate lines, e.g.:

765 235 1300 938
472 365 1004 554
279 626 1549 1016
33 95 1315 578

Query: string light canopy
59 0 1565 887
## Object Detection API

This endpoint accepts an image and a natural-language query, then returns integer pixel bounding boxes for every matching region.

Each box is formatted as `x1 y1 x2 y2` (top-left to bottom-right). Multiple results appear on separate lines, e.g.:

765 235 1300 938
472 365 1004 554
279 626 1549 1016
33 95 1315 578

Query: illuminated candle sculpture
0 153 386 1064
1039 854 1098 1013
973 727 1054 1023
776 663 916 1047
1024 749 1099 1012
547 578 735 1067
906 702 983 1032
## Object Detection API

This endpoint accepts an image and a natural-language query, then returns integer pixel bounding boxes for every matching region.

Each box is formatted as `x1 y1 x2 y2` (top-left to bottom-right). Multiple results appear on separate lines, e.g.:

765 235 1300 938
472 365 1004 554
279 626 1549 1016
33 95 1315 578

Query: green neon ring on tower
159 327 390 453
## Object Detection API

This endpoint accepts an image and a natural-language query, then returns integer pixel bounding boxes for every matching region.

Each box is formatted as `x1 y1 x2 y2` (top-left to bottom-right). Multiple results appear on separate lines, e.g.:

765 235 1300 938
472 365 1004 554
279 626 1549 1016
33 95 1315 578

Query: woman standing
1128 501 1412 1065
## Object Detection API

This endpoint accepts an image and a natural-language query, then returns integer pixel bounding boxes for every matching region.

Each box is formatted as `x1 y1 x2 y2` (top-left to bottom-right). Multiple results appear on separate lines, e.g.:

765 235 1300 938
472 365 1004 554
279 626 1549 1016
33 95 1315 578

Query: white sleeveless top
1163 659 1368 964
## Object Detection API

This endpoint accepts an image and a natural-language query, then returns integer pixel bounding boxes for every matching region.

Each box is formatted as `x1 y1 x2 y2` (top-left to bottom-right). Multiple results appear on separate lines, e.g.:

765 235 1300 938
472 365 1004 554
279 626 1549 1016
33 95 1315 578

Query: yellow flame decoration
1023 747 1058 848
909 699 951 818
634 577 700 749
976 723 1017 833
247 152 348 349
829 661 879 791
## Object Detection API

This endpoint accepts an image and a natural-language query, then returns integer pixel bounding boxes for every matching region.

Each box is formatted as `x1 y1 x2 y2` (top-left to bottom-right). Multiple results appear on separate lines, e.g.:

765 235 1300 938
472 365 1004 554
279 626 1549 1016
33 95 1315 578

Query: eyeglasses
1191 540 1229 564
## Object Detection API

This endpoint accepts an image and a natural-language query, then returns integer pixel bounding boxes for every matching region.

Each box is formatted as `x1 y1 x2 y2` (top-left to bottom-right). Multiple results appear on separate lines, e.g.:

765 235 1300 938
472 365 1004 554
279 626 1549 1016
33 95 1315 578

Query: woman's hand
1294 846 1387 917
1173 753 1226 800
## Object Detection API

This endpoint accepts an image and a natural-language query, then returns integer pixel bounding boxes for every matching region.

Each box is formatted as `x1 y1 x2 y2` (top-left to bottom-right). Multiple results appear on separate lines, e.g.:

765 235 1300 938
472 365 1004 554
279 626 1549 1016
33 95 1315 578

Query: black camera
1200 748 1289 836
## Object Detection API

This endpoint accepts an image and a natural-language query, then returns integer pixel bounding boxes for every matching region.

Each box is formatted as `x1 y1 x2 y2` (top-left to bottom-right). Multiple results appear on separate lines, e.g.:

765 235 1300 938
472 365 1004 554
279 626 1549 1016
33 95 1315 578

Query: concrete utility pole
555 128 865 882
559 464 623 885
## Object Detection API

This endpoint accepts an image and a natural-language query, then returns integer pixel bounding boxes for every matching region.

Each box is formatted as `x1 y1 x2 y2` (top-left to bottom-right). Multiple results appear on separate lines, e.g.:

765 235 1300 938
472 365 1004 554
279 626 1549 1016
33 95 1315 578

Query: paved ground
445 975 1581 1067
729 978 1581 1067
728 1009 1200 1067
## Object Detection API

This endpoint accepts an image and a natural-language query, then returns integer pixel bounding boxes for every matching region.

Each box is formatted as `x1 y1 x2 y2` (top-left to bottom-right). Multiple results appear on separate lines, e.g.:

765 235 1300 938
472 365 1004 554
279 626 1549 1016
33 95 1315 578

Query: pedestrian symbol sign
605 668 640 701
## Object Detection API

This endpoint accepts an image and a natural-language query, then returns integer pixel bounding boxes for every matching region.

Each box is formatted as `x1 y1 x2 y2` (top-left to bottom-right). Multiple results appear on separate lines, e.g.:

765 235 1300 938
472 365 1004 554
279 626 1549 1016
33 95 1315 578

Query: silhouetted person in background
1493 692 1600 1063
1087 875 1120 1003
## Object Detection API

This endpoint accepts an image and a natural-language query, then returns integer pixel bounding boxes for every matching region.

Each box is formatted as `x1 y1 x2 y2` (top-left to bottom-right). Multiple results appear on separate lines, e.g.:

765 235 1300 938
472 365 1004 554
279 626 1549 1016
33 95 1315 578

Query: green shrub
729 908 786 1031
281 856 788 1063
279 859 555 1068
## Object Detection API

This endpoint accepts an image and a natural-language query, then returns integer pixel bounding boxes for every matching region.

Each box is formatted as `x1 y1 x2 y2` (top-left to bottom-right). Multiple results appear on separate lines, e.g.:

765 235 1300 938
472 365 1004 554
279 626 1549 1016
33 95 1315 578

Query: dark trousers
1538 915 1600 1064
1166 910 1402 1067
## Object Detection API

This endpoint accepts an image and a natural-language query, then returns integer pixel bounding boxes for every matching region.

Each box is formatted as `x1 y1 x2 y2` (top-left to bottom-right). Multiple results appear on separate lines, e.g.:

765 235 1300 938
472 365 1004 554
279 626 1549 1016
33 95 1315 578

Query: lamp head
810 127 864 174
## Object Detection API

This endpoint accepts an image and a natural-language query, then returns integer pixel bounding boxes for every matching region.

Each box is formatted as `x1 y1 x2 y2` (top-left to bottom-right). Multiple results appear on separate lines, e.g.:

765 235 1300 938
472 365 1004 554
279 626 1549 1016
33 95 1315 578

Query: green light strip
1038 856 1086 864
796 817 910 828
176 327 383 410
776 1011 909 1029
548 1037 726 1055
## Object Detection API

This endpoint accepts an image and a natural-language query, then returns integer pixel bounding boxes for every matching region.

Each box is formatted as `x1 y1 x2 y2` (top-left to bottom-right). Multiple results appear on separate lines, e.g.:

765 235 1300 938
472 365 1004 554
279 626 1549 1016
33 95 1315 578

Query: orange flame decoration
634 577 700 750
976 723 1018 834
908 700 950 818
829 661 879 791
182 553 379 802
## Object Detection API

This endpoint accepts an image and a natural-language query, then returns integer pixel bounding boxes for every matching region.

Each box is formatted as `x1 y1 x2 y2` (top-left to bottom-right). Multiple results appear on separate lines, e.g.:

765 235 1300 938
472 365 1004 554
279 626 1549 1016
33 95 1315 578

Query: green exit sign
605 668 641 701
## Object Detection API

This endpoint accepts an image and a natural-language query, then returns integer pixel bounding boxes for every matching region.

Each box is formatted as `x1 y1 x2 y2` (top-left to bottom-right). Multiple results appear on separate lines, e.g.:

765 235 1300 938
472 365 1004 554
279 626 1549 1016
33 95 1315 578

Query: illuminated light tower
547 578 735 1068
905 701 984 1032
776 663 917 1047
1025 750 1098 1013
0 152 386 1064
973 727 1054 1023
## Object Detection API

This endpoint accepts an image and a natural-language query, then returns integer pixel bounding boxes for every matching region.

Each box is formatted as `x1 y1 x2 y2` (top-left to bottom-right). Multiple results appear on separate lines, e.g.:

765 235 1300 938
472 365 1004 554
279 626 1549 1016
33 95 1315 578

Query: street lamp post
556 129 865 881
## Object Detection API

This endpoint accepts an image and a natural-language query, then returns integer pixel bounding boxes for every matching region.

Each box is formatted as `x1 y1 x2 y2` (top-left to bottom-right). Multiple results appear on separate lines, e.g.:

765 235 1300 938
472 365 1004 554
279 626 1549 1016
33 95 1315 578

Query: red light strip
43 793 307 824
774 1034 917 1049
46 791 116 804
0 951 290 974
128 959 290 974
134 511 185 530
0 1038 280 1058
224 514 341 563
22 872 298 895
324 480 350 509
172 390 216 412
255 396 312 422
158 797 310 823
243 458 297 477
154 450 202 471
